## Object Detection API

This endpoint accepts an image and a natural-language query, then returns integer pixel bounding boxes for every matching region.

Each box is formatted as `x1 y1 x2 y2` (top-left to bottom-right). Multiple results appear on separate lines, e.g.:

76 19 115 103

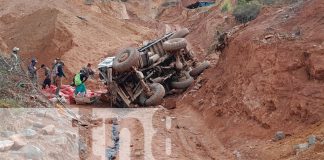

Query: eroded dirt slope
178 0 324 159
1 0 324 159
0 0 155 78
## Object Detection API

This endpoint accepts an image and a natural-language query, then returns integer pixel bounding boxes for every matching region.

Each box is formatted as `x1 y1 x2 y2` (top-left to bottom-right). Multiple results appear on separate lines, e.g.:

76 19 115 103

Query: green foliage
220 0 233 13
237 0 254 5
233 1 261 23
221 3 229 12
261 0 276 5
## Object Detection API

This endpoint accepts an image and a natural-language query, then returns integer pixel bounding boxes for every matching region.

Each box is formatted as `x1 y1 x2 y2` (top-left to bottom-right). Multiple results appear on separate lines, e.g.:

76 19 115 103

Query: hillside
0 0 323 159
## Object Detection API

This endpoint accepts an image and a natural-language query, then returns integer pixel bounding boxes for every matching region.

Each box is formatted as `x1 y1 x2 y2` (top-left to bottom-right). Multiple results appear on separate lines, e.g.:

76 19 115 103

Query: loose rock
0 131 16 138
233 150 241 160
0 140 14 152
274 131 285 141
41 125 55 135
51 136 67 145
9 134 27 149
20 129 37 139
294 143 309 153
18 144 43 160
32 122 46 129
308 135 316 145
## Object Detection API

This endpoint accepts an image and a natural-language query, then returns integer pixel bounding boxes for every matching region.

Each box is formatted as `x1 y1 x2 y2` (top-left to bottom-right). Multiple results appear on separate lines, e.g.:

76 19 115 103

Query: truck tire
163 38 187 52
171 72 194 89
169 28 190 39
139 83 165 106
113 48 140 72
189 61 210 77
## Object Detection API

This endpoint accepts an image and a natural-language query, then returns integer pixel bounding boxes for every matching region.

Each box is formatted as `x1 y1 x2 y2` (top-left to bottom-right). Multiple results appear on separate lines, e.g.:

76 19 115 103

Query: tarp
187 1 215 9
42 85 97 104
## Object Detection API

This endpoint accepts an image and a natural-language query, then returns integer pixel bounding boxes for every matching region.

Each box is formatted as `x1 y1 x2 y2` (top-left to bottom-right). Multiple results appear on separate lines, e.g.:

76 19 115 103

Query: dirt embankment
0 0 156 82
177 0 324 159
1 0 324 159
1 8 74 69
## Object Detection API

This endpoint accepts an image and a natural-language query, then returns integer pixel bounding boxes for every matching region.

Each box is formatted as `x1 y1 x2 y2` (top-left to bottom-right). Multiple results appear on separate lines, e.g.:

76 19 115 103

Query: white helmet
12 47 20 52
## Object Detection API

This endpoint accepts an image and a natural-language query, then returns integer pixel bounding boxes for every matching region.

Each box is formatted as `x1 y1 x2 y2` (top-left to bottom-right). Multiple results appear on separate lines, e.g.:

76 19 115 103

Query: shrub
261 0 276 5
221 0 234 13
233 1 261 23
221 3 229 12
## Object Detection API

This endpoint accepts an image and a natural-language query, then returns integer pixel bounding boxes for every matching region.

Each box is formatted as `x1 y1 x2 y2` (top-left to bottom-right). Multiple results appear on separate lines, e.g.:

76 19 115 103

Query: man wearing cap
28 59 38 86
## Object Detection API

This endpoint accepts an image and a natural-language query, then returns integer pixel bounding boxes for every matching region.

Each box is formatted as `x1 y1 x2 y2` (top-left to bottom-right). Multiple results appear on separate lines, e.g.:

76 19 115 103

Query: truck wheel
113 48 140 72
171 72 194 89
163 38 187 52
169 28 190 39
189 61 210 77
139 83 165 106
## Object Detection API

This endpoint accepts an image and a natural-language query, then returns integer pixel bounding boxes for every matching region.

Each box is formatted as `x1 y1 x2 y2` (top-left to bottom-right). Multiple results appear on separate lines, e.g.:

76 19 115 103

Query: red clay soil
1 8 74 69
0 0 156 84
157 1 237 58
177 0 324 159
1 0 324 159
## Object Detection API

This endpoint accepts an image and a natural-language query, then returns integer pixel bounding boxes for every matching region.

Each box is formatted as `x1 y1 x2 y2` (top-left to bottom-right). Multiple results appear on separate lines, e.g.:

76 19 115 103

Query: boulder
0 140 14 152
19 144 43 160
9 134 27 149
20 129 37 139
0 131 16 138
41 125 55 135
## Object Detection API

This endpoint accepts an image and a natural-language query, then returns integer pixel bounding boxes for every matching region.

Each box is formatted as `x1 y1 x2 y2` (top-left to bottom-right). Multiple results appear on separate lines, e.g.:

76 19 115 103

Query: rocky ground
0 0 324 159
0 108 80 160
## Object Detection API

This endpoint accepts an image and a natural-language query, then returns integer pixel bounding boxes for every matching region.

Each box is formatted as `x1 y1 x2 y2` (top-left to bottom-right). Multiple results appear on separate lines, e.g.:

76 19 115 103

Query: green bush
233 1 261 23
221 3 229 12
221 0 233 13
261 0 276 5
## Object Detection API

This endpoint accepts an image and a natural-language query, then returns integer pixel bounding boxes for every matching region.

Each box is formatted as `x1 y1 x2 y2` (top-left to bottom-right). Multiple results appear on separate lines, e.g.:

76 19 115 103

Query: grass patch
261 0 276 5
221 0 233 13
0 98 19 108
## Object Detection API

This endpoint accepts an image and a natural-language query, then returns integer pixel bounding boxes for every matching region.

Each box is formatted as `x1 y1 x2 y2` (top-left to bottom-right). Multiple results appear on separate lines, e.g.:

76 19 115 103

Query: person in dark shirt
51 58 60 84
41 64 51 89
82 63 95 78
28 59 38 86
55 61 66 96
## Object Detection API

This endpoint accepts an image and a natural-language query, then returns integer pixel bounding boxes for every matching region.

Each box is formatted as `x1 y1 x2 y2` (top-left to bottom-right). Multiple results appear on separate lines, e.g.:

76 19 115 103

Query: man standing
51 58 60 84
41 64 51 89
28 59 38 86
82 63 95 78
55 61 66 97
9 47 20 71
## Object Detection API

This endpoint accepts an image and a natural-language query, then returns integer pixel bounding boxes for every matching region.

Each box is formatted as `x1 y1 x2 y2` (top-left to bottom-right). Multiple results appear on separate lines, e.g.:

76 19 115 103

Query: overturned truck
98 29 210 107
